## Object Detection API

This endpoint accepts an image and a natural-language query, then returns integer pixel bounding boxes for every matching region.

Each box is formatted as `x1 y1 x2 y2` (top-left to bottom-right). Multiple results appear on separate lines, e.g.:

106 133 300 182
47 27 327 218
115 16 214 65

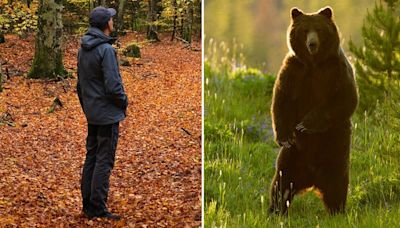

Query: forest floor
0 33 202 227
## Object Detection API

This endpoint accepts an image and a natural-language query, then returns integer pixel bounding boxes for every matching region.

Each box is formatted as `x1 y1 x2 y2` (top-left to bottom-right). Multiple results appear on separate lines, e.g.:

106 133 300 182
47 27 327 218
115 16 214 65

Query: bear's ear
291 7 303 20
318 6 333 19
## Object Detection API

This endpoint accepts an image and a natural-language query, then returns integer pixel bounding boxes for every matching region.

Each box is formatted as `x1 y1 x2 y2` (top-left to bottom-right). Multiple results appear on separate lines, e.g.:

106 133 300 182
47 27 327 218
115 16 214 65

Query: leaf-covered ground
0 33 202 227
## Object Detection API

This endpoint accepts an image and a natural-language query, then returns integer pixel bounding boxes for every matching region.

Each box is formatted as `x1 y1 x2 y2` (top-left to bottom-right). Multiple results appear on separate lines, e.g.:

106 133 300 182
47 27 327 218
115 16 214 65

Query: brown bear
269 6 358 215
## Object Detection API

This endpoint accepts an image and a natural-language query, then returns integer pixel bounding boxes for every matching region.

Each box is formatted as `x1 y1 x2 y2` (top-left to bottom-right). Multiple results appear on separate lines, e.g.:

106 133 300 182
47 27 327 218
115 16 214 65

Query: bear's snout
306 30 319 54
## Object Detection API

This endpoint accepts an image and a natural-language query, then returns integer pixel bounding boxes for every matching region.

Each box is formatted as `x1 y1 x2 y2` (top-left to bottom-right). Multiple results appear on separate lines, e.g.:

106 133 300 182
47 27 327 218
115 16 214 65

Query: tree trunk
131 6 136 31
116 0 126 35
146 0 160 41
182 1 194 44
95 0 105 7
23 0 32 8
275 0 282 10
0 34 5 44
28 0 67 79
89 0 94 12
195 0 201 40
130 1 140 31
180 7 184 37
170 0 178 41
0 6 4 43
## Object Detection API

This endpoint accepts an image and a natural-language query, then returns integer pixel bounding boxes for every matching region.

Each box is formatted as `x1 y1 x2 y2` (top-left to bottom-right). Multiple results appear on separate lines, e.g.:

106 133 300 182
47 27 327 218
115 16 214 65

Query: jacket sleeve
101 46 128 110
77 80 83 108
76 51 84 108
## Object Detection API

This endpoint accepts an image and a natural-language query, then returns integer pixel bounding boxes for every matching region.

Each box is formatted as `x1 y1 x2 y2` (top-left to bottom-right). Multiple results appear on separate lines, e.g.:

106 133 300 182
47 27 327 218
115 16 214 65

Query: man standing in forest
76 6 128 220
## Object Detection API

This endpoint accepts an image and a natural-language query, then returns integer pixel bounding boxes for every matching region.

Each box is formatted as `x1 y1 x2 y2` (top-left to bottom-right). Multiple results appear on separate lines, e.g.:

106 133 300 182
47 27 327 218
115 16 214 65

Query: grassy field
204 41 400 227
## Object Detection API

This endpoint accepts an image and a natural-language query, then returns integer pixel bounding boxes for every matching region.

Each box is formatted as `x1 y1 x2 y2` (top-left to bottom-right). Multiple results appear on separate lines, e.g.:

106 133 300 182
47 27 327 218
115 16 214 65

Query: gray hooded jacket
77 27 128 125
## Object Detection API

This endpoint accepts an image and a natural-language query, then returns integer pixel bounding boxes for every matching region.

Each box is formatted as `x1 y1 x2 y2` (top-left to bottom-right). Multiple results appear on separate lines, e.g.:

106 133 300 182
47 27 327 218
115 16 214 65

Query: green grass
204 41 400 227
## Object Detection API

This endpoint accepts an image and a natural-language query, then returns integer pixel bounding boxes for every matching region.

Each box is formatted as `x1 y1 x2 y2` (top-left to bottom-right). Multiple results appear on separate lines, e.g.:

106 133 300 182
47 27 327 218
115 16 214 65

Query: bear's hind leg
318 172 349 214
316 128 351 215
269 146 311 215
269 170 295 215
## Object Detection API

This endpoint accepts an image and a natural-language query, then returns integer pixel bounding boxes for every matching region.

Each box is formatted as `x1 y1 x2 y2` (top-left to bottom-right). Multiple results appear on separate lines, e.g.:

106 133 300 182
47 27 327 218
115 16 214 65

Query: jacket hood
80 27 116 50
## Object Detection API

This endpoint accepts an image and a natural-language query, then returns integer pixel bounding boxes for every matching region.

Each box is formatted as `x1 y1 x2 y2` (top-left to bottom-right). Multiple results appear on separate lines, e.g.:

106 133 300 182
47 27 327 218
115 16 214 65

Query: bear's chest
309 69 333 101
294 67 336 113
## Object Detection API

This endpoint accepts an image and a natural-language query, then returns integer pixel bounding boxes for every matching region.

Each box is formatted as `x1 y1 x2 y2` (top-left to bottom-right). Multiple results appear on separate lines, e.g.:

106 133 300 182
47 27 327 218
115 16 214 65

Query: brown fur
269 6 358 215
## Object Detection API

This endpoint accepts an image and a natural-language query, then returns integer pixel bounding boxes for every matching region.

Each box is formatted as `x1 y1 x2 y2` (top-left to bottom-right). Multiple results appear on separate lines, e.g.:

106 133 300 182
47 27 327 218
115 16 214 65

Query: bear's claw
295 122 307 132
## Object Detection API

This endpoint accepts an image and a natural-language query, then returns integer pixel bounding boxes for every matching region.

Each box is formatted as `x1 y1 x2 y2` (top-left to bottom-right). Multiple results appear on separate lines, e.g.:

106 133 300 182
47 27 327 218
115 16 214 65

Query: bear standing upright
269 6 358 215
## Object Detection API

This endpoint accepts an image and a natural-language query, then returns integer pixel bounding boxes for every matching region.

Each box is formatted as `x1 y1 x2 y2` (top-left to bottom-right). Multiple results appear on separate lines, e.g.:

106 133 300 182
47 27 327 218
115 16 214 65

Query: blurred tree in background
161 0 202 42
0 1 38 39
28 0 67 79
205 0 376 73
146 0 161 41
0 0 202 42
0 0 202 79
349 0 400 110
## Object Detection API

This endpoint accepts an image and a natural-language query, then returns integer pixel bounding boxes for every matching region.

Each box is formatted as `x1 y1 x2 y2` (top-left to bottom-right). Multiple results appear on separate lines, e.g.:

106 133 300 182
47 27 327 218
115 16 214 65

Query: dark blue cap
89 6 116 29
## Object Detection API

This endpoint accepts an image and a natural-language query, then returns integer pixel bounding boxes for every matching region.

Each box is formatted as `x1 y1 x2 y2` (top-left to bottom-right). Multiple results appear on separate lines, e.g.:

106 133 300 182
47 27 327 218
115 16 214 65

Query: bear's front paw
296 119 329 133
276 136 295 148
296 121 319 133
280 141 292 148
295 122 308 133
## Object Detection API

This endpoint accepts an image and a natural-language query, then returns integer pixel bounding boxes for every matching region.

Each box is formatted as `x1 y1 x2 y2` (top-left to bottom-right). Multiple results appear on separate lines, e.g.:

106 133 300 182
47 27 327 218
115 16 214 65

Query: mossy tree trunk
146 0 160 41
0 34 5 44
28 0 67 79
0 5 4 44
195 0 201 40
129 1 140 31
89 0 94 12
170 0 177 41
96 0 106 7
116 0 126 35
24 0 32 8
182 1 193 44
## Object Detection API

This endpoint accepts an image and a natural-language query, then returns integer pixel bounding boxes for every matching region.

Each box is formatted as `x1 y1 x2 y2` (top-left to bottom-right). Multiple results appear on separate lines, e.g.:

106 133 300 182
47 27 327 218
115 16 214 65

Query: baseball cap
89 6 116 29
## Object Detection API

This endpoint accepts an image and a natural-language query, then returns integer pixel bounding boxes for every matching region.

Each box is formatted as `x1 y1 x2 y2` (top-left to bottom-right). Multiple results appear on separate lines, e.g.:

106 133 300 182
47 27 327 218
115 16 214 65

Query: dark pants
81 122 119 215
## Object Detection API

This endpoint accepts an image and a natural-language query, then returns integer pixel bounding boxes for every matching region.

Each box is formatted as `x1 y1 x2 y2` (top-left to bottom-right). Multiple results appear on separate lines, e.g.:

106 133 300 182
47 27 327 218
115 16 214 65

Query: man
77 6 128 220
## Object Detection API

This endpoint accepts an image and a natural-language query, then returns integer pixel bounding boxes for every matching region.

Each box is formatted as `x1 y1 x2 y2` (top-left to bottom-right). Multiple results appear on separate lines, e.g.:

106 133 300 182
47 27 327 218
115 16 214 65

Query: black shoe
98 212 121 220
82 209 96 219
83 206 121 220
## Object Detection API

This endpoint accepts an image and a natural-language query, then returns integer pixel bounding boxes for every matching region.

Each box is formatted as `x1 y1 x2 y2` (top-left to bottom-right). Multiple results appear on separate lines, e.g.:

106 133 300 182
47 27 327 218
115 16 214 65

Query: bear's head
288 6 340 63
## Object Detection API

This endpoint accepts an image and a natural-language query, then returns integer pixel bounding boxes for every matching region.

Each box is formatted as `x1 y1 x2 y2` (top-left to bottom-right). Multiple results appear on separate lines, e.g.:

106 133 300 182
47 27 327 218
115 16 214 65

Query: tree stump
123 43 141 58
119 58 131 66
48 97 63 113
147 30 160 42
0 34 5 44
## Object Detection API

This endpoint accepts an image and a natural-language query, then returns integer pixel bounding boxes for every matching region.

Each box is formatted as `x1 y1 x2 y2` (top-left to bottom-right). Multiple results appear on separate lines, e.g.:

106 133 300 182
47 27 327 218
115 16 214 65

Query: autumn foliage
0 33 201 227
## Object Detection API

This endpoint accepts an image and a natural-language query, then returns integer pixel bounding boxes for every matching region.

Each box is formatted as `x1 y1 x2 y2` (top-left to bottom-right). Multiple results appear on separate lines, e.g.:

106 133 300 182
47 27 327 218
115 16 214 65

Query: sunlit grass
204 39 400 227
